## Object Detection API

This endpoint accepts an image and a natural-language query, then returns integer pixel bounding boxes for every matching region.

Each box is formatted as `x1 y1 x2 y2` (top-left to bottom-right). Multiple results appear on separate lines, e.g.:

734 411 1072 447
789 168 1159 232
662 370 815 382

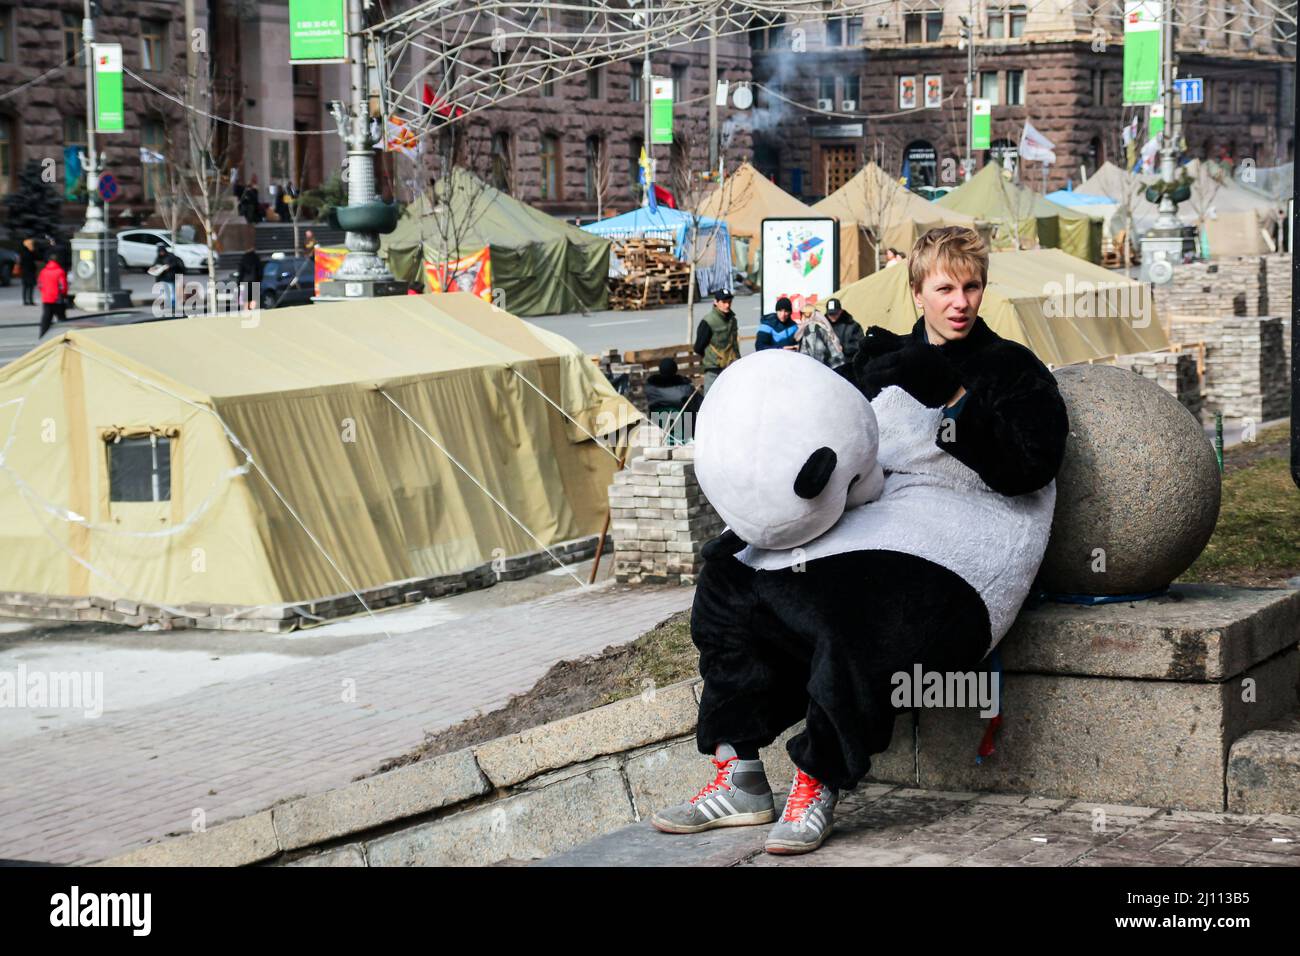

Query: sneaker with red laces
650 744 775 834
764 767 837 854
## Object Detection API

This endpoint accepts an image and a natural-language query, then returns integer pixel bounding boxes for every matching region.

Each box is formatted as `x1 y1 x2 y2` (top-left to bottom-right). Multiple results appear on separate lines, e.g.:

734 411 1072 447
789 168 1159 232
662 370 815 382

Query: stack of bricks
1262 254 1292 319
608 445 724 585
597 349 648 415
1175 316 1290 422
1153 257 1266 318
1113 351 1204 423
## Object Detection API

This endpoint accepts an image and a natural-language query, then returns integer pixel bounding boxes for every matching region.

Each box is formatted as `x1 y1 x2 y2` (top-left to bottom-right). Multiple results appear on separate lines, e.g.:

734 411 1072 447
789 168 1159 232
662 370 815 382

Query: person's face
827 309 842 323
914 268 983 344
715 298 732 313
777 307 791 322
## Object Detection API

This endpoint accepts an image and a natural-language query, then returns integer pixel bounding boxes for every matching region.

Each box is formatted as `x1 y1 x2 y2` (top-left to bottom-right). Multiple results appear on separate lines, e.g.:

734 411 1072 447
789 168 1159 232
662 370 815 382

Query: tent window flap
108 435 172 503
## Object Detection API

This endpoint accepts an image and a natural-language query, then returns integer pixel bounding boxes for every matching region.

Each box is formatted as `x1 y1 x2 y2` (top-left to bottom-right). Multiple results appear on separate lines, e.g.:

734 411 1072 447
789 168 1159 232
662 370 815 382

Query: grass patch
598 609 696 706
1181 422 1300 587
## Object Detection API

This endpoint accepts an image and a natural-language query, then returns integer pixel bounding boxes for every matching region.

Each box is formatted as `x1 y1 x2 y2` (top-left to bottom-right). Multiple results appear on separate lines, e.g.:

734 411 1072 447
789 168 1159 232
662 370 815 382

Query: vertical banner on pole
970 99 991 150
651 77 674 144
1123 0 1162 104
1148 102 1165 139
93 44 124 133
289 0 348 63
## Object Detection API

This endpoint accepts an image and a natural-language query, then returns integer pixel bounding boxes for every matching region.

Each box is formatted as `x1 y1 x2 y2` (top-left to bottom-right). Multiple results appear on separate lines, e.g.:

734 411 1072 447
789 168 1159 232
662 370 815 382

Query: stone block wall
1114 351 1203 423
1168 315 1291 423
609 446 723 585
1154 256 1267 318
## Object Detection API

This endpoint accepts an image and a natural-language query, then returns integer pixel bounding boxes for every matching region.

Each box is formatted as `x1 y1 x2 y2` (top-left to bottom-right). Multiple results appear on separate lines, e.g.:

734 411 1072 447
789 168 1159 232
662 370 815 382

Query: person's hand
858 344 963 407
857 325 906 362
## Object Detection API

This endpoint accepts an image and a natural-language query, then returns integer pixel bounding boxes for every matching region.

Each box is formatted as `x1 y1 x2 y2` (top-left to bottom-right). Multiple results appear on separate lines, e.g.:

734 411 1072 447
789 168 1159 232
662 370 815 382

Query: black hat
775 296 793 312
825 297 843 315
658 357 678 378
710 287 733 301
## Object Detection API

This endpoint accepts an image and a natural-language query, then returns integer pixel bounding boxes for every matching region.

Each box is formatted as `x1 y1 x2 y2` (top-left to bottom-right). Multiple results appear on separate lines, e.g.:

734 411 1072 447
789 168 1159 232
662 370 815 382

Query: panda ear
794 447 837 499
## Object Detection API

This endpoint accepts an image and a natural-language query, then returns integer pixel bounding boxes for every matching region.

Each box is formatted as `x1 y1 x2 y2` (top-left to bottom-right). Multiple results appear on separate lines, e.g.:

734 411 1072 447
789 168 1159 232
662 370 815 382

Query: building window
847 16 861 46
672 63 687 101
1006 70 1025 106
987 6 1005 39
904 13 922 43
1090 69 1102 105
844 75 860 106
142 19 166 72
541 70 556 98
1009 4 1027 37
818 76 836 102
980 71 1000 105
108 436 172 503
491 131 512 193
587 65 603 99
0 7 11 63
65 115 87 150
540 134 560 201
926 12 943 41
0 115 13 194
630 63 642 102
585 135 601 201
142 120 165 202
826 15 861 47
63 12 83 64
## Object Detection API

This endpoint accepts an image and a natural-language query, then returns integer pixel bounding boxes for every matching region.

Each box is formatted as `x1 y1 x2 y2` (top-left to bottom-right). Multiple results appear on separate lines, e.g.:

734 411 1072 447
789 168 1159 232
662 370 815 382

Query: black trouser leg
753 551 992 792
692 553 813 758
38 303 56 338
22 280 35 306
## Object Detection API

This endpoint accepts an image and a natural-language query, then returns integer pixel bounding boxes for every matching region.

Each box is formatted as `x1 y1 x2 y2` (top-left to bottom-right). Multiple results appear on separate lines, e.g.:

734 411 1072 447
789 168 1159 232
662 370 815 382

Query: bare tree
176 70 240 313
417 125 502 294
838 134 909 273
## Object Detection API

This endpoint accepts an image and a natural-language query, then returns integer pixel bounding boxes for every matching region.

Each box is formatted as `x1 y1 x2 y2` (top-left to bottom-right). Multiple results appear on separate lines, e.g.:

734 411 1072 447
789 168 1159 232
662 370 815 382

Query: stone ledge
95 811 279 867
1227 712 1300 815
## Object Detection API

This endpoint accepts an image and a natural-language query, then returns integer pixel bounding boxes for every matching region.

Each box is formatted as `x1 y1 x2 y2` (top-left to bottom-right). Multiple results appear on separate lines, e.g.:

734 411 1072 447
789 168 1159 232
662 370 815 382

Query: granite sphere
1035 364 1221 595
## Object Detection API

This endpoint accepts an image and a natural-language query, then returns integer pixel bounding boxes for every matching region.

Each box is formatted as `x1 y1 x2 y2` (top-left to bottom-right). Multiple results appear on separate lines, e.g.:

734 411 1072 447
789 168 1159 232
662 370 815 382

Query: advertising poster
313 246 347 295
651 77 674 145
1123 0 1162 104
93 44 124 133
971 99 991 150
290 0 348 63
924 74 943 109
898 75 917 110
423 246 494 302
759 218 839 316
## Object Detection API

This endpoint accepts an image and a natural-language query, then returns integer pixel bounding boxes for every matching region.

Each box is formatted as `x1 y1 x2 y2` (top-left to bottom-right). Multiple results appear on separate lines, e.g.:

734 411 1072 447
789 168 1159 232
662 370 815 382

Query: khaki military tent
936 163 1103 264
834 248 1170 367
381 167 611 316
0 294 635 610
812 163 978 284
694 162 860 286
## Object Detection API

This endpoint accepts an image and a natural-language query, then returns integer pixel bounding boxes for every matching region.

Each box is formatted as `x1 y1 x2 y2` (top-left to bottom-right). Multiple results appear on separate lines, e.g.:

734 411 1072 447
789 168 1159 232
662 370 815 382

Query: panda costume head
694 350 886 551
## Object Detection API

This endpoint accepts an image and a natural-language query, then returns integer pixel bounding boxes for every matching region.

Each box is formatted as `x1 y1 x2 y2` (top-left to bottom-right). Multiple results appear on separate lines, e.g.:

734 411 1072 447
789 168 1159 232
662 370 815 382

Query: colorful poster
899 75 917 110
290 0 348 63
93 44 124 133
1123 1 1162 104
651 77 673 145
313 246 347 295
1148 102 1165 139
971 99 991 150
759 218 838 316
924 74 942 109
423 246 493 302
385 116 420 157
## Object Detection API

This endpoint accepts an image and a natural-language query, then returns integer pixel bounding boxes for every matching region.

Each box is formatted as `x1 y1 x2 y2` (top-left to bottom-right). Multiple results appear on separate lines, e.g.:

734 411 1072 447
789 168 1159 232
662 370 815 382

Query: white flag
1019 121 1056 164
139 147 165 164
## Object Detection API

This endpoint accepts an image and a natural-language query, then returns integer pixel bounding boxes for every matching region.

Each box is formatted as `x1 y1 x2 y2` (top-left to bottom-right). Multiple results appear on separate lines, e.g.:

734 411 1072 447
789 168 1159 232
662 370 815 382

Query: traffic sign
1175 77 1203 105
98 173 119 202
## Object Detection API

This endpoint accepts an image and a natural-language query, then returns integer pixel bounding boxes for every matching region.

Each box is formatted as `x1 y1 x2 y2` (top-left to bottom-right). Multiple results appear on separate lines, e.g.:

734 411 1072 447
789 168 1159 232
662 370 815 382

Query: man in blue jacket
755 296 801 351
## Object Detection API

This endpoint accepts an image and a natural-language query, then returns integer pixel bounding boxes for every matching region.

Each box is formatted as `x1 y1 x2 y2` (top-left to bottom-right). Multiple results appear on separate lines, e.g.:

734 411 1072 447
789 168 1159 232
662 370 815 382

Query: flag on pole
385 116 420 158
639 147 657 213
422 82 466 120
1018 121 1057 164
653 183 676 209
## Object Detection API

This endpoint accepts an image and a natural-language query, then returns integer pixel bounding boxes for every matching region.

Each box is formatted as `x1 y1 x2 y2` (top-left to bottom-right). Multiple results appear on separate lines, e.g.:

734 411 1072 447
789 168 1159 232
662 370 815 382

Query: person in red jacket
37 255 68 339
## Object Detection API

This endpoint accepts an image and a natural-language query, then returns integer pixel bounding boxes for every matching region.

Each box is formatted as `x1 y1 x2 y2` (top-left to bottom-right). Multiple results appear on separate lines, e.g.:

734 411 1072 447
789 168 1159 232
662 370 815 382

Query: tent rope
508 367 622 462
378 387 590 589
64 343 392 638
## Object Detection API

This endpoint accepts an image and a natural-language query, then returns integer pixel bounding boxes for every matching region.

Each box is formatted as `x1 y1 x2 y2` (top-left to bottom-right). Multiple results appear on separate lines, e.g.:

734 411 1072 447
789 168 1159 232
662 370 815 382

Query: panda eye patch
794 447 838 499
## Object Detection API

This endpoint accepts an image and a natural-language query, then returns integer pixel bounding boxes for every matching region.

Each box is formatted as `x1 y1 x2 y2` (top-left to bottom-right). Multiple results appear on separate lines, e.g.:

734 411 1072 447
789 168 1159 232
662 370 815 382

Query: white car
116 229 211 272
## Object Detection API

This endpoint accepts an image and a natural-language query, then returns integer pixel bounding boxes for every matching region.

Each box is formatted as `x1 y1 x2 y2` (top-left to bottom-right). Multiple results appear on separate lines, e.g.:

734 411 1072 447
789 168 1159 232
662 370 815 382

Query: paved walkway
0 582 694 865
541 786 1300 867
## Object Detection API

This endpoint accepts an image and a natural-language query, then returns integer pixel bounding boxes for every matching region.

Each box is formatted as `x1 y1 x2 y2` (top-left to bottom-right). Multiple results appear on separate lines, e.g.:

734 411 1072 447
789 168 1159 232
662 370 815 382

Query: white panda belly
736 385 1057 645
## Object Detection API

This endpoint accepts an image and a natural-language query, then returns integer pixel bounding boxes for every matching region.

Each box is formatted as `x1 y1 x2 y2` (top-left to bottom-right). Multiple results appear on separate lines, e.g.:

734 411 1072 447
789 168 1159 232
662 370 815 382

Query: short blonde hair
908 226 988 292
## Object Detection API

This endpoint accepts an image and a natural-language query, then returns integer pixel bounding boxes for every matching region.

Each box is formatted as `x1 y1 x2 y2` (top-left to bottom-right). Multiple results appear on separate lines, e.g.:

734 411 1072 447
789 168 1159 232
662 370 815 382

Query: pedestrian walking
150 243 187 316
823 297 865 363
693 288 740 394
19 237 38 306
236 245 262 310
36 254 68 339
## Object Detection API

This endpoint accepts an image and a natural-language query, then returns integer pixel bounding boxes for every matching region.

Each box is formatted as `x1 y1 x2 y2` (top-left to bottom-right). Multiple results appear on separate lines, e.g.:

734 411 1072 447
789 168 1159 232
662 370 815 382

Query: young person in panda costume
650 226 1069 854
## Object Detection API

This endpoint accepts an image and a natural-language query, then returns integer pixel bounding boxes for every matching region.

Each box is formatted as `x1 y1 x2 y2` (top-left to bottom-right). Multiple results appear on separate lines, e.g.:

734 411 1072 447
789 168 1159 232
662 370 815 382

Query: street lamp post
70 0 131 311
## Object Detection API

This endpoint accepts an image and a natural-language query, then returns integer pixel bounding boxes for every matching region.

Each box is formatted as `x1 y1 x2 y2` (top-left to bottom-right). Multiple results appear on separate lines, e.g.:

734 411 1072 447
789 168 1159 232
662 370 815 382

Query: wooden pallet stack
609 237 692 310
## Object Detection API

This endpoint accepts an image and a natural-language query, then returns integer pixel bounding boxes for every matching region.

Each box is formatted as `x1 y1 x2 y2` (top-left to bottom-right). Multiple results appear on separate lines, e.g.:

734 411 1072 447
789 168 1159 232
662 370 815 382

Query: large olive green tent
0 293 635 611
812 162 977 283
381 168 611 316
833 248 1169 367
936 163 1102 264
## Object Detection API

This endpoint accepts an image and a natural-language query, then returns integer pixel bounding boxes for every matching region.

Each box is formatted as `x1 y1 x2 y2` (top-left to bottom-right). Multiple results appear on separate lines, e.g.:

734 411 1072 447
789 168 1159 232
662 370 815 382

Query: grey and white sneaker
650 744 775 834
764 767 837 855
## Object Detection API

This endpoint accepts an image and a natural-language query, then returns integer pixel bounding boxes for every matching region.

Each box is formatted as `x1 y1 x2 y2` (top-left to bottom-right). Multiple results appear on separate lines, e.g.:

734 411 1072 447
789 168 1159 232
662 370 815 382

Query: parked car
256 254 314 309
0 247 17 287
116 229 211 272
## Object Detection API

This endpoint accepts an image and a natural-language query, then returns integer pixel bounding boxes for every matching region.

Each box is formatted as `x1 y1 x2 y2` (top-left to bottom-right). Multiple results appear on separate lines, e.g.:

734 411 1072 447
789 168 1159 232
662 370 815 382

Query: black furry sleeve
936 345 1068 497
693 320 712 356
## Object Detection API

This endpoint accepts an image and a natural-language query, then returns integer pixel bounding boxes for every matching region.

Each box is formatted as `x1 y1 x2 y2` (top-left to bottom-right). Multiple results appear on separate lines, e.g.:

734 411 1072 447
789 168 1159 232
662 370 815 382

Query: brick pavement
0 582 694 865
541 787 1300 867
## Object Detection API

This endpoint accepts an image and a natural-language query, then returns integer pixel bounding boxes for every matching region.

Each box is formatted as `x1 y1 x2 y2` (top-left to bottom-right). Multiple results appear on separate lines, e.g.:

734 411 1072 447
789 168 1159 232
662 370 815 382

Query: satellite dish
732 84 753 110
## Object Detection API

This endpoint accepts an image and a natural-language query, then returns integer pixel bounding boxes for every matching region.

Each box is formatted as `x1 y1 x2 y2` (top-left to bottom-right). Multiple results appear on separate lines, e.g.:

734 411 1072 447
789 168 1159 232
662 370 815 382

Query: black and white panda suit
691 315 1069 791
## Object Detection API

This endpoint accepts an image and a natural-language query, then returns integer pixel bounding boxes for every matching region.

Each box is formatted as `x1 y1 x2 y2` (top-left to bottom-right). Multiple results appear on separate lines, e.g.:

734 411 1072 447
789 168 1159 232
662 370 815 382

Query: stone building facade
750 1 1295 200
